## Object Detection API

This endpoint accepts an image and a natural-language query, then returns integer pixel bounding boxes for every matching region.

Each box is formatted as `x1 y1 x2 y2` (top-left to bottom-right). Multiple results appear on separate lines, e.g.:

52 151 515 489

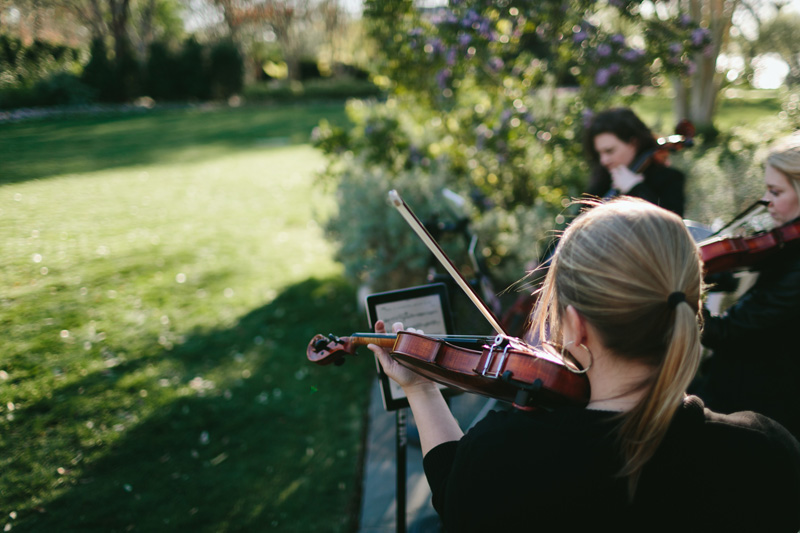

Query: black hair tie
668 291 686 308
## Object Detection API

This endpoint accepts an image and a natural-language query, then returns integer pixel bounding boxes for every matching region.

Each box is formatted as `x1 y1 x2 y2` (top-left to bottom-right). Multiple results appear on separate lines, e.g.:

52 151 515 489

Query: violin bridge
475 335 512 378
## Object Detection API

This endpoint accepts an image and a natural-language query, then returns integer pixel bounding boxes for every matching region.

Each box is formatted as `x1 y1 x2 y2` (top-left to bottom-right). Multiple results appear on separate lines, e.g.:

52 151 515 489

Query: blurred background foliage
313 0 798 296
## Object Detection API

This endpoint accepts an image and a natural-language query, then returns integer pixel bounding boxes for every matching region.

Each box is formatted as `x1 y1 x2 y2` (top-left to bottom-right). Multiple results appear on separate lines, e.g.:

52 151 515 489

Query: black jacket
586 163 685 216
696 235 800 439
423 396 800 532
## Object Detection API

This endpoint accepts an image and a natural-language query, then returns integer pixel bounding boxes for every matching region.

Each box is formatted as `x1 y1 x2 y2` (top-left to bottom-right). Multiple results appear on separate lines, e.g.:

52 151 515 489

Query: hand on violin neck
610 165 644 194
367 320 435 392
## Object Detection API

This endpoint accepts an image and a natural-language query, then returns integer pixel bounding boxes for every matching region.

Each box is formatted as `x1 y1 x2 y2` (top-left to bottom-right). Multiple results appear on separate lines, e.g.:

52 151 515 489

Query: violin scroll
307 334 352 366
307 333 400 366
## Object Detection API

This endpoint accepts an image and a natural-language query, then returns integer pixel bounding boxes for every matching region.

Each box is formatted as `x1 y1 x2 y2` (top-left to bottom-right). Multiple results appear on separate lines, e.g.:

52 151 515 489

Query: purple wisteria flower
573 30 588 43
678 14 692 28
611 34 626 46
462 9 481 28
427 38 445 55
582 109 595 127
477 20 492 39
489 57 504 72
621 48 644 62
691 28 710 46
597 43 612 57
436 68 452 89
459 33 472 47
447 48 457 66
669 43 683 55
595 68 611 86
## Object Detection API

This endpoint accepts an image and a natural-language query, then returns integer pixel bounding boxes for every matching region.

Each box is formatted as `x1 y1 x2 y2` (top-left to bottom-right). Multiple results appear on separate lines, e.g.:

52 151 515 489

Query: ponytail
530 198 704 500
616 300 702 498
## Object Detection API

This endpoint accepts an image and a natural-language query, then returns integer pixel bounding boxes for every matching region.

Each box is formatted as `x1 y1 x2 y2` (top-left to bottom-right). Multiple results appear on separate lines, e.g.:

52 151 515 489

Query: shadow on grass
8 275 375 533
0 102 349 186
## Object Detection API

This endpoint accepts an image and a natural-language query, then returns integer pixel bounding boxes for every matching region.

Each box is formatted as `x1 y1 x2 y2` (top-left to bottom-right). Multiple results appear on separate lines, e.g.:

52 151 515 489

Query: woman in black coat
584 107 685 216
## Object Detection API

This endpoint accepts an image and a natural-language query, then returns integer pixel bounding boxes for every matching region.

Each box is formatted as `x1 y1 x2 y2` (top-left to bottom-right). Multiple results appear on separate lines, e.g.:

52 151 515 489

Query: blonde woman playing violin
694 133 800 442
369 198 800 532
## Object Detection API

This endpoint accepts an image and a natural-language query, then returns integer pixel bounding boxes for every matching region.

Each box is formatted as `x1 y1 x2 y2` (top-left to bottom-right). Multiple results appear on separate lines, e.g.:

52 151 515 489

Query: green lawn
632 88 784 134
0 102 374 532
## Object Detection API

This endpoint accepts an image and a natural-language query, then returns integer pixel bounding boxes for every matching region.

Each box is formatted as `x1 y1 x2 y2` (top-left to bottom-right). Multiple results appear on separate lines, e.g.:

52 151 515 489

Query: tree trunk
137 0 157 61
670 0 739 132
109 0 131 60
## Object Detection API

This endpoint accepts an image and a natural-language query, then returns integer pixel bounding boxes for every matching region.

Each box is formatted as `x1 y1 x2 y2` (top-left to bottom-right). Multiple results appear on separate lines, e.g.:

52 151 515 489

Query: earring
561 341 593 374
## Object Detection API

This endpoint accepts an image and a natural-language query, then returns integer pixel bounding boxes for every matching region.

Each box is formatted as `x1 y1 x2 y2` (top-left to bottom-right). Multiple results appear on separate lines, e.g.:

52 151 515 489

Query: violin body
307 331 590 410
700 220 800 276
631 124 695 174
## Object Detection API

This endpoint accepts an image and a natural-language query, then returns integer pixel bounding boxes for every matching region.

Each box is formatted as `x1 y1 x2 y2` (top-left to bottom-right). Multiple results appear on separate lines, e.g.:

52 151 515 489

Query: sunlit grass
633 88 784 133
0 103 373 532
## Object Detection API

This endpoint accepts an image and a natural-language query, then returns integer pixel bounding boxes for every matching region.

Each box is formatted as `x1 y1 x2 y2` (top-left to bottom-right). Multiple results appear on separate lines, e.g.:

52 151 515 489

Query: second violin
698 199 800 276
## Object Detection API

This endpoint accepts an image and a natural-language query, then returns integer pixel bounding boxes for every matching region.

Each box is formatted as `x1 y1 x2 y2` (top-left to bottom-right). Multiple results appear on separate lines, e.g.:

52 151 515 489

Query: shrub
243 78 382 102
298 59 322 80
145 41 181 100
109 41 142 103
0 34 81 89
81 38 115 102
314 97 579 291
32 71 94 106
208 40 243 99
178 37 209 100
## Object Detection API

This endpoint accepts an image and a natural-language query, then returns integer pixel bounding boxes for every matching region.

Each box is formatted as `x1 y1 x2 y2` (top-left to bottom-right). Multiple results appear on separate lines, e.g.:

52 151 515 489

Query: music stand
365 283 453 533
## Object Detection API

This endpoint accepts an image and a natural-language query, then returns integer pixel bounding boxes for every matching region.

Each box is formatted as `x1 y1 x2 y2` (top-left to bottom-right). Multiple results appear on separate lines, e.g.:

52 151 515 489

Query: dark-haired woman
584 107 685 216
369 198 799 532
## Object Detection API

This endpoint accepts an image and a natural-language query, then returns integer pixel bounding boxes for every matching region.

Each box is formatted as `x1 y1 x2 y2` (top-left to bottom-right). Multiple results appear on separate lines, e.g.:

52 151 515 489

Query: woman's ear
563 305 587 345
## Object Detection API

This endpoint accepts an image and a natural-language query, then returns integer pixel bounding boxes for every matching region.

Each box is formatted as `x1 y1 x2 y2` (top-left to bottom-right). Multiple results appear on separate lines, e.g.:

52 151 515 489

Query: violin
700 218 800 275
307 190 589 411
307 331 590 410
630 119 696 174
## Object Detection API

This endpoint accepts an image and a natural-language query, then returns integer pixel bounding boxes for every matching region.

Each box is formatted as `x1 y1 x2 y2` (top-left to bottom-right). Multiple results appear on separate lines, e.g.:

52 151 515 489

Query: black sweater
423 396 800 532
586 163 685 216
697 240 800 440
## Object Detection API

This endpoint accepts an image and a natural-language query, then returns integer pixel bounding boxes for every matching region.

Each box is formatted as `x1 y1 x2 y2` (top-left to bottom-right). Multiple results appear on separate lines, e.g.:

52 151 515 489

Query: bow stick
388 189 509 336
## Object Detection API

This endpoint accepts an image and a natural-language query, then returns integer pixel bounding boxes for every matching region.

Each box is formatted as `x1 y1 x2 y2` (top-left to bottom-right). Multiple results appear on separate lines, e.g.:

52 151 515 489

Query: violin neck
348 333 491 350
348 334 398 350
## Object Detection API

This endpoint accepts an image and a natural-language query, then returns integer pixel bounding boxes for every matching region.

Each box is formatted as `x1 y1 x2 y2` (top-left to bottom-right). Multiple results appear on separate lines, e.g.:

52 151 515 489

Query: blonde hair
767 133 800 199
531 198 703 499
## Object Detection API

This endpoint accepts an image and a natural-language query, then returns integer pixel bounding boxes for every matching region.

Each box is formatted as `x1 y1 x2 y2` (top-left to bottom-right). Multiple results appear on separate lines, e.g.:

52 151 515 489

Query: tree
189 0 351 82
752 12 800 86
676 0 738 132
